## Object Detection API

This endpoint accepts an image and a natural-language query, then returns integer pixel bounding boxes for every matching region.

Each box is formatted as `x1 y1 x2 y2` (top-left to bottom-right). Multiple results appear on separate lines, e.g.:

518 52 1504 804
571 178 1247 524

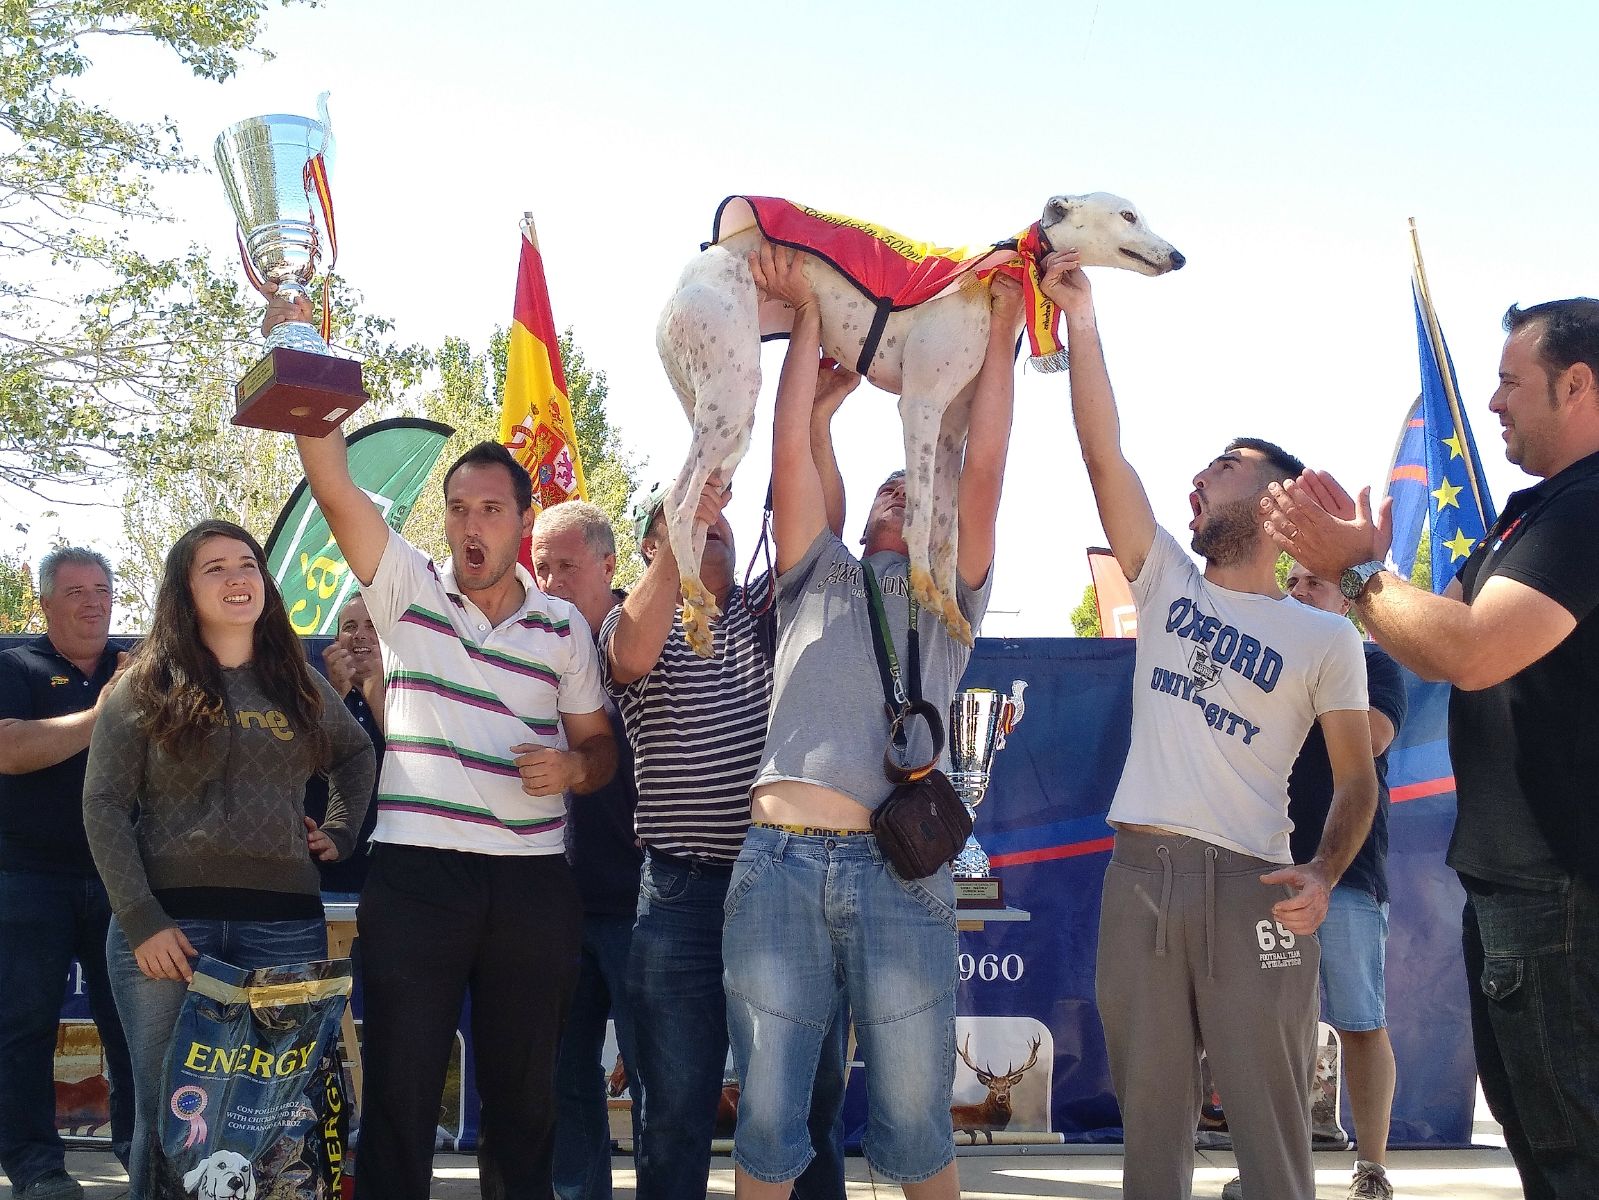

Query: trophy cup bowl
215 100 368 436
949 682 1026 908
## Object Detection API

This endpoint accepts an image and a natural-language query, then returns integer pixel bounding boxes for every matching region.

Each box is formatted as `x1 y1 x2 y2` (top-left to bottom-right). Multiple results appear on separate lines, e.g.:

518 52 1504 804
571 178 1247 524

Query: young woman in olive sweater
84 520 373 1198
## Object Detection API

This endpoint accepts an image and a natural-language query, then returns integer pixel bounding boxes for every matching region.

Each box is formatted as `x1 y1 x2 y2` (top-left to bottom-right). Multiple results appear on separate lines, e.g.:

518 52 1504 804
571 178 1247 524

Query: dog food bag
154 956 354 1200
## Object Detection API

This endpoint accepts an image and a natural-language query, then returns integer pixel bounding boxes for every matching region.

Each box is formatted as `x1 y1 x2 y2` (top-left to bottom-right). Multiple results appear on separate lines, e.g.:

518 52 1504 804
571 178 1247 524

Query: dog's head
1039 193 1185 276
182 1150 257 1200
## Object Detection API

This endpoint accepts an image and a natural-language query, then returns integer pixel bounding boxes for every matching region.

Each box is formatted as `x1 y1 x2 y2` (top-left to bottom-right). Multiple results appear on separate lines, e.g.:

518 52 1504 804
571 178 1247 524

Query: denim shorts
722 825 957 1184
1317 884 1388 1031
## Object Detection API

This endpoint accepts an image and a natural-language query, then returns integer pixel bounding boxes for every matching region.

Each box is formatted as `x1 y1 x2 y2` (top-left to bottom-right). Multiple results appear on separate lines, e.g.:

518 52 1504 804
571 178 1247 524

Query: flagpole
1408 218 1489 516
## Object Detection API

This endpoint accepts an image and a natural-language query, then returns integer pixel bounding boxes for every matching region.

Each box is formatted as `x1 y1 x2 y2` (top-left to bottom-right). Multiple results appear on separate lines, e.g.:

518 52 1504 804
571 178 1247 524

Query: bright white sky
10 0 1599 634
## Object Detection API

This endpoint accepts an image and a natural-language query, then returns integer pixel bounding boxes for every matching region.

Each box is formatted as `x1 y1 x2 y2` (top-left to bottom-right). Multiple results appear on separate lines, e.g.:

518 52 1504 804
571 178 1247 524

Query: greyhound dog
656 193 1184 653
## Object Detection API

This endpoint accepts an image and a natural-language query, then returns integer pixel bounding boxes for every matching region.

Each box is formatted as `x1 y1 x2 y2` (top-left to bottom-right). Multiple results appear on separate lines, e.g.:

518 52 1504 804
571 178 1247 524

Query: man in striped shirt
599 386 850 1200
294 417 617 1200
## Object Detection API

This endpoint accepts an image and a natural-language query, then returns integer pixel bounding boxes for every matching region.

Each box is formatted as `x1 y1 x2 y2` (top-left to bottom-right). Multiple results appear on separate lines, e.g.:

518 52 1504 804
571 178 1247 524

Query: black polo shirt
1288 643 1408 904
565 590 643 916
0 635 128 875
1447 448 1599 890
304 687 385 894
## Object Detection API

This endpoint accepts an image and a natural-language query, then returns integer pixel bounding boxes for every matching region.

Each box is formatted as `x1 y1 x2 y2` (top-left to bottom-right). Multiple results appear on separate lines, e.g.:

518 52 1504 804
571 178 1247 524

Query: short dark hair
1225 437 1305 486
1503 298 1599 383
443 442 533 512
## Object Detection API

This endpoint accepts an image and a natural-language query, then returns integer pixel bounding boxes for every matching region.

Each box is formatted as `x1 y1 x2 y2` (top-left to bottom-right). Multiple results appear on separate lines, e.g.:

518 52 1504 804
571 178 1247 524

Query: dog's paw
942 597 974 647
909 565 943 614
681 609 715 658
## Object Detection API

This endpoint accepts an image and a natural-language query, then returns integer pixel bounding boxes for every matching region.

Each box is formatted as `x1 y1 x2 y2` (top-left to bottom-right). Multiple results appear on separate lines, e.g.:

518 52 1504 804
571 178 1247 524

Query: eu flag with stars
1389 280 1498 592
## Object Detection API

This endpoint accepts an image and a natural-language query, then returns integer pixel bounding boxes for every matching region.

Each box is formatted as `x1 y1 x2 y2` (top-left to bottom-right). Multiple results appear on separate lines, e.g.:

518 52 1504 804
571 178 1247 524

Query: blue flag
1384 395 1428 582
1401 280 1498 592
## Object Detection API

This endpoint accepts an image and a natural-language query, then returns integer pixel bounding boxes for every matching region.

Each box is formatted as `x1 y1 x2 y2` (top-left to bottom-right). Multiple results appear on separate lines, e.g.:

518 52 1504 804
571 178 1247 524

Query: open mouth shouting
1188 491 1204 531
462 540 488 571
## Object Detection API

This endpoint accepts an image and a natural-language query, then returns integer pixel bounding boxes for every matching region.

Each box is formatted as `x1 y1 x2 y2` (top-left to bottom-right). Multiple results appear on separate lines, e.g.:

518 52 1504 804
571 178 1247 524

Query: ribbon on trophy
302 151 338 342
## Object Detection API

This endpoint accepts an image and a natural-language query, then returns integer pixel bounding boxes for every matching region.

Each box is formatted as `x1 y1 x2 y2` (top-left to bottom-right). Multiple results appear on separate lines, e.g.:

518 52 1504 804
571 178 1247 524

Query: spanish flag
499 214 588 553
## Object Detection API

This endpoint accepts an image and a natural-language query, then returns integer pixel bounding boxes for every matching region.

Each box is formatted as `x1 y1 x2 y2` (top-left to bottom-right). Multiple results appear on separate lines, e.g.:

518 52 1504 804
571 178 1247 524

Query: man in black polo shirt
0 548 134 1200
1265 297 1599 1198
530 500 642 1200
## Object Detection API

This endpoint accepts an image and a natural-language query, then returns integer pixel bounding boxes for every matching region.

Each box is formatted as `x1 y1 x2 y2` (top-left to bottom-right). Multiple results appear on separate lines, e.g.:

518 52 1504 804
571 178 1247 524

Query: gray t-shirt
754 530 993 811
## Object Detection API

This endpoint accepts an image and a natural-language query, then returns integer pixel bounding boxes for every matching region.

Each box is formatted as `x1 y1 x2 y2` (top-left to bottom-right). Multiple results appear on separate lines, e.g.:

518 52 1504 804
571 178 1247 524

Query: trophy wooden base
954 877 1004 908
233 346 369 436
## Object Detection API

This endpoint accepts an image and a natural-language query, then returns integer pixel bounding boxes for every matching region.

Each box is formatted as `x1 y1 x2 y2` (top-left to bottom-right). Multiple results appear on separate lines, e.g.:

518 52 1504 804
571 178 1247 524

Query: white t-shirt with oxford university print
1108 526 1368 864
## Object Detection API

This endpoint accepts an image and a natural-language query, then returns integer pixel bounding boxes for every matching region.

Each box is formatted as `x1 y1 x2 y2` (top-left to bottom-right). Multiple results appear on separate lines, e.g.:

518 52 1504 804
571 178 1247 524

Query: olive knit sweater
83 664 374 948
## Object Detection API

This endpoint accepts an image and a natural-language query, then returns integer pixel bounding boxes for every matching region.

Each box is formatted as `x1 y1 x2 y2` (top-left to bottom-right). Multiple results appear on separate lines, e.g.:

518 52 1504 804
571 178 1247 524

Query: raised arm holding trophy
215 92 368 435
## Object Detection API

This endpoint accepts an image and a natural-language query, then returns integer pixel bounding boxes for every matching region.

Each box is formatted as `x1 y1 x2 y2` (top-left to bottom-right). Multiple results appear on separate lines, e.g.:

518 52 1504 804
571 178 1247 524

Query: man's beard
1191 497 1261 567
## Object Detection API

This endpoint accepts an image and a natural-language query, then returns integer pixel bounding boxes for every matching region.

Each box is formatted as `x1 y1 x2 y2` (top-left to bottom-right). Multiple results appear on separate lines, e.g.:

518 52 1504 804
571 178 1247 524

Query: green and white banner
263 417 453 636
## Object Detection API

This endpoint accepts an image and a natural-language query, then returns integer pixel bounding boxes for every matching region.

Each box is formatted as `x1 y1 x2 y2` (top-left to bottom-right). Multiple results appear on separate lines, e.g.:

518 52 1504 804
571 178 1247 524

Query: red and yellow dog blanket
711 196 1067 374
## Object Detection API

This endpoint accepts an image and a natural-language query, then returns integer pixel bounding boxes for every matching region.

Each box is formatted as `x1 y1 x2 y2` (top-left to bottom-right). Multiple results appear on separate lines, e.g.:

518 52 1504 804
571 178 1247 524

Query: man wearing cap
600 400 849 1200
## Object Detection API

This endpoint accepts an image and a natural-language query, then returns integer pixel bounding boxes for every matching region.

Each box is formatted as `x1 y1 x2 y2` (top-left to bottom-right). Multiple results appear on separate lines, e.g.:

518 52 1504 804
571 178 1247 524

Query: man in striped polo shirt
600 383 850 1200
294 425 618 1200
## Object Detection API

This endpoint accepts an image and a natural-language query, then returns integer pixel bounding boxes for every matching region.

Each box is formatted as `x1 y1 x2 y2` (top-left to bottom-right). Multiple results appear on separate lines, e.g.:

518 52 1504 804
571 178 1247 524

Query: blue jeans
553 912 640 1200
0 871 134 1189
627 850 846 1200
1462 874 1599 1200
723 828 957 1186
106 914 327 1200
1318 884 1389 1032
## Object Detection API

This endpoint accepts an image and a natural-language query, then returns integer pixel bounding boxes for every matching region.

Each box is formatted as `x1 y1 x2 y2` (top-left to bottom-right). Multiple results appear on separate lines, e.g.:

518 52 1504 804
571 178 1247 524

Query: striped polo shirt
598 575 772 864
364 528 607 855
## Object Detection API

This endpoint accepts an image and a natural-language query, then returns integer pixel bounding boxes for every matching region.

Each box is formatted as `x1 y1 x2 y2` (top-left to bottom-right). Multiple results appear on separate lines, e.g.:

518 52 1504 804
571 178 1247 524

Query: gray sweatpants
1097 829 1319 1200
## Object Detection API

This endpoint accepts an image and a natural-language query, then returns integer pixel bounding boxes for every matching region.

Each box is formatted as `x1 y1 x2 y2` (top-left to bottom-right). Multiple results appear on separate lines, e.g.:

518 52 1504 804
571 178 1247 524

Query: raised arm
955 275 1024 587
1038 250 1158 580
265 289 390 585
606 480 728 685
753 244 861 572
811 363 855 538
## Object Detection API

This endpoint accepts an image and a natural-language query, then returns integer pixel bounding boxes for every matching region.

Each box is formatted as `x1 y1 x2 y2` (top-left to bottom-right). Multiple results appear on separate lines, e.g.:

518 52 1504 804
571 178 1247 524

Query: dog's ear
1042 196 1071 227
243 1166 258 1200
182 1161 209 1192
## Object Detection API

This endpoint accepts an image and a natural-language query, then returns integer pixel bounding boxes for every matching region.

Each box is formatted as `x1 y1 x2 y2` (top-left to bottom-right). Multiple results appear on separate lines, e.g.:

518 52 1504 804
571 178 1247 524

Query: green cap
631 482 670 543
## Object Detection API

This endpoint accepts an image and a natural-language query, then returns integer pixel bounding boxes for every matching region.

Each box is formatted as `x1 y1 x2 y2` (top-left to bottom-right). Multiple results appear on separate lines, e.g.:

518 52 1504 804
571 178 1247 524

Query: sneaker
14 1170 84 1200
1220 1177 1243 1200
1349 1159 1394 1200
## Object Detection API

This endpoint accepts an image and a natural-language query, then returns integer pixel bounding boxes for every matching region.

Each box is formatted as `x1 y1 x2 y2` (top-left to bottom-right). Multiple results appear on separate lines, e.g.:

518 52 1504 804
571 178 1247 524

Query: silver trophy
949 681 1027 906
214 92 367 434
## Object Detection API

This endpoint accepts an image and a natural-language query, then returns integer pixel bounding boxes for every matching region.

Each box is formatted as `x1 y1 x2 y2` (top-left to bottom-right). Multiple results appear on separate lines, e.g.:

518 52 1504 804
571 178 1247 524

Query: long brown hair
127 520 328 763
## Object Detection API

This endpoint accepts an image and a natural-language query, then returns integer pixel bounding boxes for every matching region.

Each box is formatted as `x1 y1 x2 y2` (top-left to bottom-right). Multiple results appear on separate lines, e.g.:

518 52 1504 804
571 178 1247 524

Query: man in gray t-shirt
754 528 991 805
723 244 1022 1200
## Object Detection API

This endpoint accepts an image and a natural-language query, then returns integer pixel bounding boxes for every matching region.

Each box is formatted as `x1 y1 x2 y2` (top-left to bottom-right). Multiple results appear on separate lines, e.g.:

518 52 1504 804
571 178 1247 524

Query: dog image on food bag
183 1149 257 1200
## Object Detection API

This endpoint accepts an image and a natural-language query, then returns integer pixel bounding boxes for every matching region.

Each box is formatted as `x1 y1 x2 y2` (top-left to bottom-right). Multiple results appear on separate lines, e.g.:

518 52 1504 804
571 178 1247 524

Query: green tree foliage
2 0 310 497
1070 582 1101 638
0 552 44 634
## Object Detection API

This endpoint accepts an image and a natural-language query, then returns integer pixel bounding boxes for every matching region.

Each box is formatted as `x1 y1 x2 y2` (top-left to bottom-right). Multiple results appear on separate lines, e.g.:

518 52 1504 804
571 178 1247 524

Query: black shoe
14 1170 84 1200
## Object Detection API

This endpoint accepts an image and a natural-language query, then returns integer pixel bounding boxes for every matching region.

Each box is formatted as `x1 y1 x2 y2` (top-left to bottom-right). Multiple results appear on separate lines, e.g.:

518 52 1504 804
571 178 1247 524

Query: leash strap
743 476 775 620
863 562 941 781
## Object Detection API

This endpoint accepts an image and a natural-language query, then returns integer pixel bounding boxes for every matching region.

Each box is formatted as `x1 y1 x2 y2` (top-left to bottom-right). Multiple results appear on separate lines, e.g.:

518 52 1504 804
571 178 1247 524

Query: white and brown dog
656 193 1184 652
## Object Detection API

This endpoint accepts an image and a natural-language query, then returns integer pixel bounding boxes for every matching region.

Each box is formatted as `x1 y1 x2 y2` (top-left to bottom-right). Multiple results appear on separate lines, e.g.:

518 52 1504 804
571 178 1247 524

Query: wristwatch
1339 560 1386 601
